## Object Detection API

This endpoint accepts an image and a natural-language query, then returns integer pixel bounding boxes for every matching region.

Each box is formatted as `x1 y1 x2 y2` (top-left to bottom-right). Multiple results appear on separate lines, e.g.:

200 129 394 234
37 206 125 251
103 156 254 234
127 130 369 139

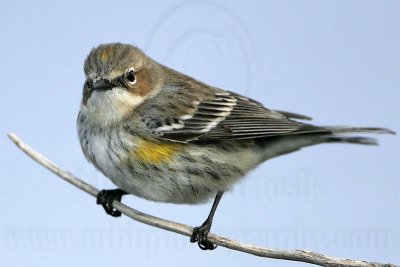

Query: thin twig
7 133 398 267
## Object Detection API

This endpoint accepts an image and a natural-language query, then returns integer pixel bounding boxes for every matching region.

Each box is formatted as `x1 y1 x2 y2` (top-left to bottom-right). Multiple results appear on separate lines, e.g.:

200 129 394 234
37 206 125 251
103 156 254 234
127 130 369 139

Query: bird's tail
258 126 395 161
327 126 395 135
323 126 395 146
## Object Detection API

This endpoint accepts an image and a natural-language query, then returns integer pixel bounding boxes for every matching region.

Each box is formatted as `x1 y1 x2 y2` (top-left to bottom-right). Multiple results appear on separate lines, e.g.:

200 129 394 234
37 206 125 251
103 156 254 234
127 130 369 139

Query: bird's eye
126 68 136 85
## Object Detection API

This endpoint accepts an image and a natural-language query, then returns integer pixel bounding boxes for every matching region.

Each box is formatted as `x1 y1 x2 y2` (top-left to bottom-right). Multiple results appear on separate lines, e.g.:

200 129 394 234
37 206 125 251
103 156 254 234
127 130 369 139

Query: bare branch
8 133 398 267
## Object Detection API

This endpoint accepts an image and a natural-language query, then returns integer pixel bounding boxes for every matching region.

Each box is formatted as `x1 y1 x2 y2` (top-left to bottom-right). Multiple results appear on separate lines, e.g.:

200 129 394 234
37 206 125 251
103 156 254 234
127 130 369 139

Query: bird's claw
96 189 125 217
190 221 217 250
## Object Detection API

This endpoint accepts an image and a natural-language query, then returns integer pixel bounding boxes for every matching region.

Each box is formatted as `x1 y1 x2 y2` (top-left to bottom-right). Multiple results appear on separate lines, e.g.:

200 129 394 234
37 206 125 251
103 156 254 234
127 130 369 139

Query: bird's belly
114 141 261 204
81 129 260 204
115 166 218 204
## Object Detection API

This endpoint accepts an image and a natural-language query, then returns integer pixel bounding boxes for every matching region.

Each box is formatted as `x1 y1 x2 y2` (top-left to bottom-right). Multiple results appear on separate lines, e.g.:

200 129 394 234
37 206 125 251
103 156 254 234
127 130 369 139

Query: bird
77 42 395 250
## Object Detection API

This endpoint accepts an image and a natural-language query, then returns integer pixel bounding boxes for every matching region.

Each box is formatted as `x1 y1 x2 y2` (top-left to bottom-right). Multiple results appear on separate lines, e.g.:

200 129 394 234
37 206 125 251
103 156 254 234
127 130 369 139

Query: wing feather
143 89 322 143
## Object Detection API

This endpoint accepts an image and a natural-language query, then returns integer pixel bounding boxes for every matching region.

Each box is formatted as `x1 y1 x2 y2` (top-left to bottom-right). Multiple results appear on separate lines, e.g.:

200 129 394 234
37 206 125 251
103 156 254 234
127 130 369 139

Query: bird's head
81 43 163 125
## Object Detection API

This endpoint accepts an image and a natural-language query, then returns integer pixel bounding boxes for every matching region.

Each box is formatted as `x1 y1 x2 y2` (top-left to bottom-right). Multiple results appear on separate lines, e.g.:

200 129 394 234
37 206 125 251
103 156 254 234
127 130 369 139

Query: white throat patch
82 87 143 126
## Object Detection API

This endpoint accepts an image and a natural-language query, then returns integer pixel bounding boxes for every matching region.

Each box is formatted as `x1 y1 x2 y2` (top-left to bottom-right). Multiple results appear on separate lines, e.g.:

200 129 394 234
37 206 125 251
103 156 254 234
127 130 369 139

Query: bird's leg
96 189 127 217
190 191 224 250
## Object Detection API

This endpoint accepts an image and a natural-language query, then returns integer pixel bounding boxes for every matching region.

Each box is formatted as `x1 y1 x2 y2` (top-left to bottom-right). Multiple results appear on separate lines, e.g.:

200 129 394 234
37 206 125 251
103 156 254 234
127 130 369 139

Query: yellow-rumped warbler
77 43 394 250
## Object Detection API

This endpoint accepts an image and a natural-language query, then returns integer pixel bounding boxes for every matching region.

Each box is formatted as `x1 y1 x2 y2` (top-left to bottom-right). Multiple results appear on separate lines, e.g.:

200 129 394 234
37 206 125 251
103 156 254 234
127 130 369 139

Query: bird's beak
92 78 113 91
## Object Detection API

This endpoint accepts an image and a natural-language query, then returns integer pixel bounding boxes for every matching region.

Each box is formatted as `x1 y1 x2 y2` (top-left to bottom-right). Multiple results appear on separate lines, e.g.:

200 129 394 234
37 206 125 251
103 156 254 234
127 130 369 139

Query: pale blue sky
1 1 399 266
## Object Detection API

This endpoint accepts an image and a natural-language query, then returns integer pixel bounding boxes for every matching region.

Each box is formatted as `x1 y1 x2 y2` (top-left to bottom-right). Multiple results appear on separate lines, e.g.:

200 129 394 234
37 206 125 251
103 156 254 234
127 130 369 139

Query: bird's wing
142 89 324 143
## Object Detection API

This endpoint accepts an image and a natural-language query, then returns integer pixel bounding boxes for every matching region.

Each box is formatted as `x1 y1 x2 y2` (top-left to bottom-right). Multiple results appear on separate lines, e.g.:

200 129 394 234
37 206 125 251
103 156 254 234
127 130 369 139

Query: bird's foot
190 220 217 250
96 189 126 217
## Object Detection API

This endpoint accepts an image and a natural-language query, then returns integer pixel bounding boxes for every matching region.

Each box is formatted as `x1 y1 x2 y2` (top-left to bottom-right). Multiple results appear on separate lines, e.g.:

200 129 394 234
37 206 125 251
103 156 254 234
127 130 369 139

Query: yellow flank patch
134 139 183 164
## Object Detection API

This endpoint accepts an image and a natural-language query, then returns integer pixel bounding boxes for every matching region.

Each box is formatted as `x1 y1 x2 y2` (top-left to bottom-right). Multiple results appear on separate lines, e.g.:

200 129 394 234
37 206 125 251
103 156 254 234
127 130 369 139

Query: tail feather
326 136 379 146
322 126 395 146
258 126 394 161
326 126 396 135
